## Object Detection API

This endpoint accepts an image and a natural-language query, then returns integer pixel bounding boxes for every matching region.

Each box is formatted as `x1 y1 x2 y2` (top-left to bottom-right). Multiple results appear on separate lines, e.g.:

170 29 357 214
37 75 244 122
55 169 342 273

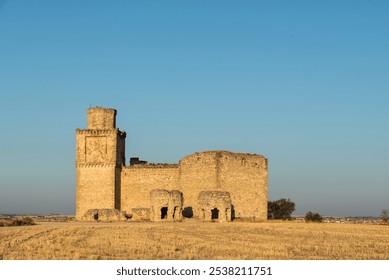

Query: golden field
1 220 389 260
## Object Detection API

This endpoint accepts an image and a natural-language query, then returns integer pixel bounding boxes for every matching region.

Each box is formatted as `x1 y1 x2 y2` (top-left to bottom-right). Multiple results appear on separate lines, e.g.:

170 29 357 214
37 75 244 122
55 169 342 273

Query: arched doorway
161 207 168 219
211 208 219 220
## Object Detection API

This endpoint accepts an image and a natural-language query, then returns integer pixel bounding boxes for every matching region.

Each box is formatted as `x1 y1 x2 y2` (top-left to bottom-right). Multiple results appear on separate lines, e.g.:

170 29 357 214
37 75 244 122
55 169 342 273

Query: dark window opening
182 207 193 218
93 213 99 220
161 207 168 219
211 208 219 220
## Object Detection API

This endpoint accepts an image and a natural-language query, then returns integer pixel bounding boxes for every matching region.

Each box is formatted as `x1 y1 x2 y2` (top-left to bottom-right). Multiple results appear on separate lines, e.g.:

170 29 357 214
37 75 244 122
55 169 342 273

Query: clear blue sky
0 1 388 216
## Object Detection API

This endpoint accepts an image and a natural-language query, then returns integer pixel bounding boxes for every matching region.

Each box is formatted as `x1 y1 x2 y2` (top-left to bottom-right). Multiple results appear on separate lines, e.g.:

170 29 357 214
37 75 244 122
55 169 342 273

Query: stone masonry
76 107 268 222
198 191 232 222
81 209 127 222
150 189 183 222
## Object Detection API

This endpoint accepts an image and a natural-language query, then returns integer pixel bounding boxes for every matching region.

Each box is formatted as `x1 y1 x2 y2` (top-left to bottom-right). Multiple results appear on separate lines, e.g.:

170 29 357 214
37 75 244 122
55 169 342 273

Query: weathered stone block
130 208 150 221
198 191 232 222
150 189 183 222
81 209 127 222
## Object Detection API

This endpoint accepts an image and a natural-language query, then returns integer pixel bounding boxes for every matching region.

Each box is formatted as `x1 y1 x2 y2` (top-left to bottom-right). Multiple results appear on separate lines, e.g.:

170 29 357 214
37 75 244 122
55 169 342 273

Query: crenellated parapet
76 128 126 138
76 163 118 168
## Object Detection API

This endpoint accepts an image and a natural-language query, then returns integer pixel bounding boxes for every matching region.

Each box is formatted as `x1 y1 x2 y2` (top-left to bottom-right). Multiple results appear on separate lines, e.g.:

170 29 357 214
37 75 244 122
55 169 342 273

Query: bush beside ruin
0 217 36 227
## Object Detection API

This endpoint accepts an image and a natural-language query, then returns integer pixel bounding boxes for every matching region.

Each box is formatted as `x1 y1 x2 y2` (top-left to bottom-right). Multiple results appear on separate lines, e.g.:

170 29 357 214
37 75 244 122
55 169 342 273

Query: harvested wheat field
1 220 389 260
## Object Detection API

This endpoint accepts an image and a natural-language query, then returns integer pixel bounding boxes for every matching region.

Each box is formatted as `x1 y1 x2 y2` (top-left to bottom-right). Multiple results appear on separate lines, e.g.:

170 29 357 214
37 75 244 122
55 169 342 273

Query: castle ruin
76 107 268 222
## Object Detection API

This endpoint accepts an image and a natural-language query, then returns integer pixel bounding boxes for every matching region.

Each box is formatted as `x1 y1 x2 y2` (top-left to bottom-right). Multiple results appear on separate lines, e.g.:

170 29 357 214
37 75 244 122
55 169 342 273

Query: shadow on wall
182 207 193 218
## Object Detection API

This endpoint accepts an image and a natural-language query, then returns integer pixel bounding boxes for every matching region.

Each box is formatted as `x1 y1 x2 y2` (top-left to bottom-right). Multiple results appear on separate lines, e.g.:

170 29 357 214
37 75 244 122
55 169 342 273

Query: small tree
305 211 323 222
268 198 295 220
381 209 389 224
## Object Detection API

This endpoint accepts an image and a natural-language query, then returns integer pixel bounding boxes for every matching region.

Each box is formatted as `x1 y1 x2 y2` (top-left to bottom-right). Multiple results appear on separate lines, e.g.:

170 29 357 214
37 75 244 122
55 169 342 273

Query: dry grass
1 220 389 260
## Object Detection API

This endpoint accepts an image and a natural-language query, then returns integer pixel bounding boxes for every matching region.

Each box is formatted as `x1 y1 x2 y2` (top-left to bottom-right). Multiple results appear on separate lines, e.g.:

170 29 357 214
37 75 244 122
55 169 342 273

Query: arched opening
93 213 99 221
161 207 168 219
211 208 219 220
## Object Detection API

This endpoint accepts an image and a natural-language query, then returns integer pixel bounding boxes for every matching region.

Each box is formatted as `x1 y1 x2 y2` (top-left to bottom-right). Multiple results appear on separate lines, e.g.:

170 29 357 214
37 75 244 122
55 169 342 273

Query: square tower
75 107 126 220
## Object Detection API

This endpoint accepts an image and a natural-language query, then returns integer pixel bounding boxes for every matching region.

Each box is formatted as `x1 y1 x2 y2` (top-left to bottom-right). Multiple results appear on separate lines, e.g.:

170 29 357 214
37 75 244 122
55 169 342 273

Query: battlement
76 163 118 168
76 128 125 136
87 107 117 129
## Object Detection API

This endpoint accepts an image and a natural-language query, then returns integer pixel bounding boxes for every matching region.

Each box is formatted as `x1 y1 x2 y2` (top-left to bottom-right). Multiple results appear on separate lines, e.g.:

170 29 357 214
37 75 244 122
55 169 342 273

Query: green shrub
305 211 323 222
268 198 296 220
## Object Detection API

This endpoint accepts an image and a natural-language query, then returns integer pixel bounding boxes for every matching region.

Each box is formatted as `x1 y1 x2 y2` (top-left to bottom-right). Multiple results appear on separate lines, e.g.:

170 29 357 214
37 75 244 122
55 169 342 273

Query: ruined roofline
179 150 268 162
123 163 180 169
123 150 267 169
88 106 116 112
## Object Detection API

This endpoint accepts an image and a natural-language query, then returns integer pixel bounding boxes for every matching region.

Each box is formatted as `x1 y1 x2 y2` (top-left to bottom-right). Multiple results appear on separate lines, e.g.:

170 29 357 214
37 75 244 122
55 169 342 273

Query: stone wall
75 107 126 220
179 152 219 217
218 151 268 221
120 165 180 215
75 129 126 166
76 164 117 220
177 151 268 221
87 107 116 129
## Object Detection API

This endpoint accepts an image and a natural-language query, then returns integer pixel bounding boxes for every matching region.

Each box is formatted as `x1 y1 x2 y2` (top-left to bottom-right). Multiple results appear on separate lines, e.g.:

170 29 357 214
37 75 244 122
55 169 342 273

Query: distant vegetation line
0 217 36 227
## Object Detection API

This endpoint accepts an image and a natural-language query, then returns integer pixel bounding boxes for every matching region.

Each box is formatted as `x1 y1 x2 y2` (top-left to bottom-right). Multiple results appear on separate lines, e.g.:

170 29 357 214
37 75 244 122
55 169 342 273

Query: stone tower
75 107 126 220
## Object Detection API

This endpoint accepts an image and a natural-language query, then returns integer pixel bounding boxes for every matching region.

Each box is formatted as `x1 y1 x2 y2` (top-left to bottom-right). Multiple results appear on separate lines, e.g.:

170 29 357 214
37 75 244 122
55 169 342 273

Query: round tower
87 107 116 129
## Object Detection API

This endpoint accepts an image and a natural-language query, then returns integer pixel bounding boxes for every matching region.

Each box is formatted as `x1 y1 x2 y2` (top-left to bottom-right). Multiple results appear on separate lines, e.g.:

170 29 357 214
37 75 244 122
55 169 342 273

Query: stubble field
1 220 389 260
